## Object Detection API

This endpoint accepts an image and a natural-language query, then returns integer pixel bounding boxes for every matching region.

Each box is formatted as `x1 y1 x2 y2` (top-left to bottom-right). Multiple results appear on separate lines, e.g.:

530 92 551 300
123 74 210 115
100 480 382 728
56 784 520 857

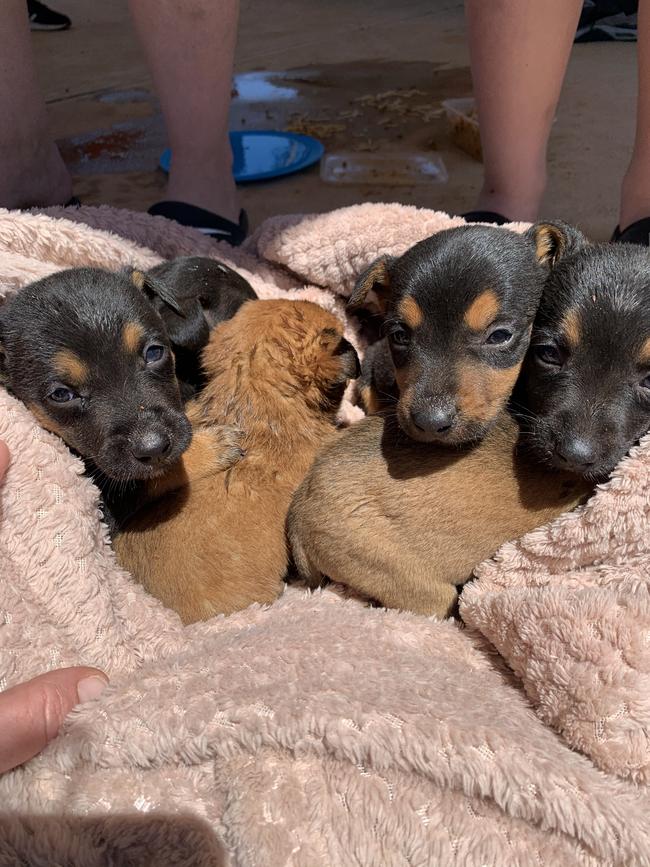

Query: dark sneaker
27 0 71 31
575 0 637 42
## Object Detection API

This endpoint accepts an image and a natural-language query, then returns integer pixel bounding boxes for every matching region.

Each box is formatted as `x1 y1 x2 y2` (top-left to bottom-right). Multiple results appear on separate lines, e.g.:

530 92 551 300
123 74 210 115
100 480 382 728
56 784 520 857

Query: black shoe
611 217 650 246
575 0 637 42
148 201 249 246
27 0 71 31
461 210 510 225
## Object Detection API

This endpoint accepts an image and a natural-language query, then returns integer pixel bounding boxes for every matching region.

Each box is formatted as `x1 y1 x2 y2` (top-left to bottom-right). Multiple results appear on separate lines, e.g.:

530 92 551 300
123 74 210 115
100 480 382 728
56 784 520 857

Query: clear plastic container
442 97 482 162
320 151 448 186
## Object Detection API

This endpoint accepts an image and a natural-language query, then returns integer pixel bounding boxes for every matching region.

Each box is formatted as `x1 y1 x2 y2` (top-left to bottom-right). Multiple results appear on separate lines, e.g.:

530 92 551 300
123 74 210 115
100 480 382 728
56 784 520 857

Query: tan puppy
114 299 360 623
287 413 591 618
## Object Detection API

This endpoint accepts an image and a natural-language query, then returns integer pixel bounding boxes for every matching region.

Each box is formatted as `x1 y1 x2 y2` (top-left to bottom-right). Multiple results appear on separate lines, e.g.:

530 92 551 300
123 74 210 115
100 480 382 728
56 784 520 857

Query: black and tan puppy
0 267 193 486
514 232 650 479
114 299 360 624
142 256 257 390
0 267 236 533
289 228 650 618
352 222 574 444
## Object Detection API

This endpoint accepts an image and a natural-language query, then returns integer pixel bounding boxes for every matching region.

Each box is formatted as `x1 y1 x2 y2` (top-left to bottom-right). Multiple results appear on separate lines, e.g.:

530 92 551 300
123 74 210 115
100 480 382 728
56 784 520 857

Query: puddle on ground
57 60 472 177
97 88 153 105
233 71 299 103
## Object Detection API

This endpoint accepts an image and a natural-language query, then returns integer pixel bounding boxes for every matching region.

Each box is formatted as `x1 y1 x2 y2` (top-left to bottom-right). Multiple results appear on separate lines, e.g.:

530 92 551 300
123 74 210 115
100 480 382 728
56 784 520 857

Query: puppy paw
141 425 244 501
200 424 245 472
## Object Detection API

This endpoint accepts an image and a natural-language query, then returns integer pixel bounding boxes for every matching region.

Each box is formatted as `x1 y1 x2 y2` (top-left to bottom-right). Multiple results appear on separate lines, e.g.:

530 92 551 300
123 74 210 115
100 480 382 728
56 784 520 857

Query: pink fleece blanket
0 204 649 866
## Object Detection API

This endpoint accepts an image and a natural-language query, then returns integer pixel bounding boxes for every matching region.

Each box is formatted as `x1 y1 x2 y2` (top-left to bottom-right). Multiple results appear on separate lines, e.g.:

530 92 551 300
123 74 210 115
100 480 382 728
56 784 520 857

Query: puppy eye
48 386 79 404
144 344 166 365
639 374 650 391
485 328 513 346
389 325 411 347
534 344 563 366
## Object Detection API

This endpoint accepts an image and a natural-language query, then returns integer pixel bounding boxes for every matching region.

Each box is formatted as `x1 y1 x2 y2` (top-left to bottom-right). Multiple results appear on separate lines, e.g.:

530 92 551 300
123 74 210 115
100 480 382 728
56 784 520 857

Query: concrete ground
35 0 636 239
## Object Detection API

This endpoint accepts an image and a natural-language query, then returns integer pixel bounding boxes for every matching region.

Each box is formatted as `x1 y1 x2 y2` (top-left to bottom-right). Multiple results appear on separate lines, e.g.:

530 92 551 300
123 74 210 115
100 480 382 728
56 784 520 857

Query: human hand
0 668 108 772
0 440 109 773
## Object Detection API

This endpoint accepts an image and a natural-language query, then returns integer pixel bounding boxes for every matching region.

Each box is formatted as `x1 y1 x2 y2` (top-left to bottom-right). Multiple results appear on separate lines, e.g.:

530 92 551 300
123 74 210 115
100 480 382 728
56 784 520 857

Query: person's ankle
0 139 72 209
476 176 545 223
619 171 650 231
475 192 540 223
166 151 240 224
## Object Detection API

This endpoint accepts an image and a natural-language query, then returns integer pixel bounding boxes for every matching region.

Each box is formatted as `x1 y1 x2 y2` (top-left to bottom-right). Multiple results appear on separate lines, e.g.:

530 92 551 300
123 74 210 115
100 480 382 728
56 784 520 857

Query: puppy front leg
143 425 244 501
379 579 459 620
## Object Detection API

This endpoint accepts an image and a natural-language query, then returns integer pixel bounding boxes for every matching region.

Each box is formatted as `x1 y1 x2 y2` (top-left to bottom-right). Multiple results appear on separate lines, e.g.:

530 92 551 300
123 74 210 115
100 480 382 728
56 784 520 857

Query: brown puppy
113 299 360 623
287 413 590 618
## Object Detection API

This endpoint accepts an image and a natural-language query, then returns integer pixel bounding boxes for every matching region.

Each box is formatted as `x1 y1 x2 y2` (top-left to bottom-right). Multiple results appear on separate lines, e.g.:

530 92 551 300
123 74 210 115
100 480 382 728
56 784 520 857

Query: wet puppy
352 222 573 444
113 299 360 624
143 256 257 390
287 413 589 618
514 231 650 479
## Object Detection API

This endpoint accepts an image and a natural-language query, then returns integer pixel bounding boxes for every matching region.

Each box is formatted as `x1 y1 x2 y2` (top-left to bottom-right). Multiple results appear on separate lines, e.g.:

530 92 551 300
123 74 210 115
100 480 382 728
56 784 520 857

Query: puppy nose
131 430 171 462
556 438 597 470
410 405 457 435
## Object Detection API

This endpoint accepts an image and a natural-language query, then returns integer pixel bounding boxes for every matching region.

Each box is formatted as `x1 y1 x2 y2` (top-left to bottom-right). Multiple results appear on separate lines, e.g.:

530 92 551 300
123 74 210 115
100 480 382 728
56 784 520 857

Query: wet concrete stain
59 125 145 166
58 60 472 177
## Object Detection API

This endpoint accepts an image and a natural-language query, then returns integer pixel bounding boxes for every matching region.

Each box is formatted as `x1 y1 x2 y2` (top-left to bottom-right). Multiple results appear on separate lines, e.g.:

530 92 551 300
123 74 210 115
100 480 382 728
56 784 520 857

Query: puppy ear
165 300 210 353
130 269 185 317
332 336 361 381
348 255 394 313
526 221 588 268
131 268 211 354
316 330 361 384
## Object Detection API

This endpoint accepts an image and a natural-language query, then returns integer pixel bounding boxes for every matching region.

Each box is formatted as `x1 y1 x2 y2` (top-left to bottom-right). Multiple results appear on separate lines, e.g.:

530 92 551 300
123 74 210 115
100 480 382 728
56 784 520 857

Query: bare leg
465 0 582 221
128 0 240 222
0 0 72 208
620 0 650 230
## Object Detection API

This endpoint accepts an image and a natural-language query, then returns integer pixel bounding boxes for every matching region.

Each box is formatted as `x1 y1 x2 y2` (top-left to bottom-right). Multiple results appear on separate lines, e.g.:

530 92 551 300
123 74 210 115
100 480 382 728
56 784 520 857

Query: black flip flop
611 217 650 246
148 201 248 246
461 210 510 226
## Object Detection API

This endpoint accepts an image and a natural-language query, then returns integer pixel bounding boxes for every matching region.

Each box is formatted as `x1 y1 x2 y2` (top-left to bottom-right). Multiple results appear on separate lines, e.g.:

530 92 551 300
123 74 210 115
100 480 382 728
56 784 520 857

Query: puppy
142 256 257 390
514 231 650 479
0 267 242 530
0 268 192 484
287 412 590 618
351 222 575 444
113 299 360 624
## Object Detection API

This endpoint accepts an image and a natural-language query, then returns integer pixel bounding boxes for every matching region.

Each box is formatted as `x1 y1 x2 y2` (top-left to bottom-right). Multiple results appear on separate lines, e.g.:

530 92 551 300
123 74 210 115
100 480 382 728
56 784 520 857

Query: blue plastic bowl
159 130 324 184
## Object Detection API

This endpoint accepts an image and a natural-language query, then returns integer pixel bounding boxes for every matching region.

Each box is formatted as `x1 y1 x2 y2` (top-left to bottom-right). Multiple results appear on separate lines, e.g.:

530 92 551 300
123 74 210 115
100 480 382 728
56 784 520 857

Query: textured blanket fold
1 204 649 866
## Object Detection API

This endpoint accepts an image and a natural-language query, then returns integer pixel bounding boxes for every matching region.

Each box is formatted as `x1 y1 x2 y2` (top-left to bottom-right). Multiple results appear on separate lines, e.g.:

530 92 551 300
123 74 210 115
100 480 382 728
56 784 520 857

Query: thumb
0 666 108 773
0 440 9 482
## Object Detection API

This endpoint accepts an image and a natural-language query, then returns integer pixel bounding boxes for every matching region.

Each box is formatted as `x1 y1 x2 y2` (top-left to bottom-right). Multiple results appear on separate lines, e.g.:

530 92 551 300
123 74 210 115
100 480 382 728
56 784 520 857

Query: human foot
0 139 72 209
165 148 240 225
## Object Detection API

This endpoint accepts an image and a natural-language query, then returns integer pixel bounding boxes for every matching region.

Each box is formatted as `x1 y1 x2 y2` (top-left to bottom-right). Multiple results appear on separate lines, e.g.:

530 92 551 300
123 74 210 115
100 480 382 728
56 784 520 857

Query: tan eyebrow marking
464 290 500 332
638 336 650 365
130 269 147 291
27 403 68 440
398 296 424 330
122 321 144 354
53 349 88 386
561 309 581 349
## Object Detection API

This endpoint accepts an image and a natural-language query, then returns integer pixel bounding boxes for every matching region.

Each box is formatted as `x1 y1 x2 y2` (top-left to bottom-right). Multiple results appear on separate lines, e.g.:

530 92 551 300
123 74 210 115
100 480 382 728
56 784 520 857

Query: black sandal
461 210 510 226
611 217 650 246
148 201 249 246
